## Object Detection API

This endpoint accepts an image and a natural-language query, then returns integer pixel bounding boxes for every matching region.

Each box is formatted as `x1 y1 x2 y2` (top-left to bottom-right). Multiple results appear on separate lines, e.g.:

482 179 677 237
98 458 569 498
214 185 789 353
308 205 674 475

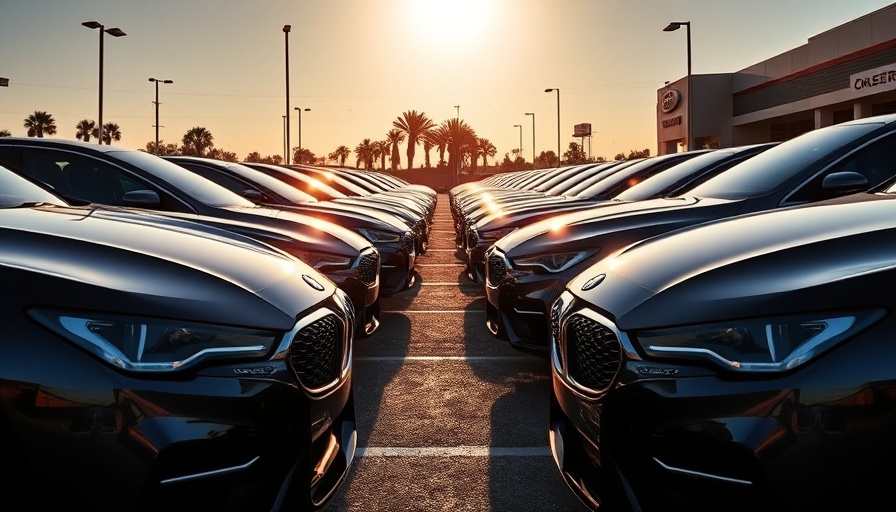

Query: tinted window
0 164 64 207
686 122 885 200
112 150 255 207
614 150 735 201
786 132 896 204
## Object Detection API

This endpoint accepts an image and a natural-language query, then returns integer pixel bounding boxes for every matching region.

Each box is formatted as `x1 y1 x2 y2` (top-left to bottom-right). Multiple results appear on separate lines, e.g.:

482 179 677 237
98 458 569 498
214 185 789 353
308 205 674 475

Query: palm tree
392 110 435 171
440 119 477 177
354 138 375 170
428 125 450 167
477 137 496 168
75 119 95 142
0 130 11 137
373 140 389 171
385 128 406 172
93 122 121 145
181 126 214 156
332 145 350 166
422 137 434 168
23 111 57 138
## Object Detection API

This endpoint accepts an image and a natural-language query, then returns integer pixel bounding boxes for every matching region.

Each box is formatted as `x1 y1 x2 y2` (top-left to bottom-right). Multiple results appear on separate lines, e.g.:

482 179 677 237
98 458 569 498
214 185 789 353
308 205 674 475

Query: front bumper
549 306 896 512
6 312 357 512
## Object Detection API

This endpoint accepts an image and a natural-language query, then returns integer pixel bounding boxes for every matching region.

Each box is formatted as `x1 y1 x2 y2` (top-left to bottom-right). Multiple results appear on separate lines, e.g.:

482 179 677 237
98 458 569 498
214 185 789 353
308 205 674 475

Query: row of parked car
451 112 896 511
0 137 435 511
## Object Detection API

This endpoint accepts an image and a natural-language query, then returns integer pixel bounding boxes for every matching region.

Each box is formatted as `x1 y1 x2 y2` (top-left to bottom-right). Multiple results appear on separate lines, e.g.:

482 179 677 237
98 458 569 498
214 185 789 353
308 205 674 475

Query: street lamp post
83 21 126 145
283 24 291 164
513 124 522 158
525 112 535 168
544 88 560 165
148 78 173 155
664 21 692 150
294 107 310 159
455 105 460 120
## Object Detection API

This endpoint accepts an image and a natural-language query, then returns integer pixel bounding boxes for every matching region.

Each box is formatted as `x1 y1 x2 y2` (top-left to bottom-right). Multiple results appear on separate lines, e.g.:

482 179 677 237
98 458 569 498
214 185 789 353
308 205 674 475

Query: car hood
493 196 717 257
476 196 709 233
567 193 896 331
222 205 373 252
1 205 335 328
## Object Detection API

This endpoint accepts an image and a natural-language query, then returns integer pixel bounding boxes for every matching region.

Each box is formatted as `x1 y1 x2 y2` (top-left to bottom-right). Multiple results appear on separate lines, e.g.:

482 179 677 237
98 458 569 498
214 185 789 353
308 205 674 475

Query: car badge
303 274 325 291
581 274 606 291
637 367 679 376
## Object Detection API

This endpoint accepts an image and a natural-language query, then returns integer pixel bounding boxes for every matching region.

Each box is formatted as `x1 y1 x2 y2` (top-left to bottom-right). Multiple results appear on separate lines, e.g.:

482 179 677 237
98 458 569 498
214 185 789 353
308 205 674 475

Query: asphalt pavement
320 193 586 512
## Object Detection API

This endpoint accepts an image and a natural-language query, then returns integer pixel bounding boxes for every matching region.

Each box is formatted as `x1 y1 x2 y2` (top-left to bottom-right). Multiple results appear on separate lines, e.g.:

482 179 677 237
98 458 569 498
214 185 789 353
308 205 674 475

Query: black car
549 179 896 512
0 163 356 511
485 143 777 352
483 112 896 345
164 156 418 296
463 150 712 283
0 138 382 337
246 162 431 254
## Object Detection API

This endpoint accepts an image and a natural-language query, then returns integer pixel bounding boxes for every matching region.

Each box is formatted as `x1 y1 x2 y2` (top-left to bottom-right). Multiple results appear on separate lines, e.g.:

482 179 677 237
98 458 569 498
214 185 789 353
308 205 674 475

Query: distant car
246 162 431 254
463 150 712 283
0 138 382 337
484 143 777 352
549 178 896 512
164 156 418 297
0 163 356 511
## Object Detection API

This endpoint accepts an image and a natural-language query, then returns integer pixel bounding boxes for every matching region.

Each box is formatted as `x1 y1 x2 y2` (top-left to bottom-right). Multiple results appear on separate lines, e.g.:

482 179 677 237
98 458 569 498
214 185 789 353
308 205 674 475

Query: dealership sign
661 89 682 113
851 63 896 96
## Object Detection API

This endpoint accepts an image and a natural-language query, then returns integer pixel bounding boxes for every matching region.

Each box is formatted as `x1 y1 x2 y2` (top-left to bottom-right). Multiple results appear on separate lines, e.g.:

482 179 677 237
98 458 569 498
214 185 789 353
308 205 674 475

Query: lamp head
82 21 102 29
283 24 291 33
663 21 688 31
105 28 126 37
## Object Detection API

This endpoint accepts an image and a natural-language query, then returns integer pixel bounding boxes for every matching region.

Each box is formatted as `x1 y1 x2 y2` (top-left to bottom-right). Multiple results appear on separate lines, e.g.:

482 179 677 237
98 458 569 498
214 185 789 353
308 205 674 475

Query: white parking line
355 356 538 362
357 446 551 457
381 311 485 315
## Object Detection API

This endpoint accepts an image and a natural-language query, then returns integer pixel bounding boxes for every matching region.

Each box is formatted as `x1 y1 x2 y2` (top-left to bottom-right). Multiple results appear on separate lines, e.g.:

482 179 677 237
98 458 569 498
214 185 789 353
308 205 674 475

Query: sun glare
408 0 492 44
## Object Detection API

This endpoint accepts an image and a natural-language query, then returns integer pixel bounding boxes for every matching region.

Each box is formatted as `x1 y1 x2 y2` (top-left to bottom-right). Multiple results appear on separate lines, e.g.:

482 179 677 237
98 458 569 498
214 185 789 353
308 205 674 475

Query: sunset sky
1 0 893 166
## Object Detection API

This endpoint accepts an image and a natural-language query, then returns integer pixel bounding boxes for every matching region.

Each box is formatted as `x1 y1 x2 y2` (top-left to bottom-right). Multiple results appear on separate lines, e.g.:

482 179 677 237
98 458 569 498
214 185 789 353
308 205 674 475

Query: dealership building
657 3 896 154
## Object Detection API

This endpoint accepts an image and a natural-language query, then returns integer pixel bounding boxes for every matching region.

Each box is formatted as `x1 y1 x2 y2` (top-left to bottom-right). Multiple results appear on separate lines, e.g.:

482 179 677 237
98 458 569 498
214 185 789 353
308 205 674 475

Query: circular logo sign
661 89 682 114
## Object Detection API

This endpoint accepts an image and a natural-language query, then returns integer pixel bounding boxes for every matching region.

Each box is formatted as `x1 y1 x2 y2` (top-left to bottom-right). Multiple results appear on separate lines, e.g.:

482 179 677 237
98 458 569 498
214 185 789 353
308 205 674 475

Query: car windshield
614 150 734 201
223 162 318 203
685 122 884 200
0 164 67 208
112 150 257 208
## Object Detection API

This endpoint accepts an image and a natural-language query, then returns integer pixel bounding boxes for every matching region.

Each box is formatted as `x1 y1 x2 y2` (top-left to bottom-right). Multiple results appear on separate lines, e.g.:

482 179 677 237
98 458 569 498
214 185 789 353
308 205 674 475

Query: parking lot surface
321 193 584 511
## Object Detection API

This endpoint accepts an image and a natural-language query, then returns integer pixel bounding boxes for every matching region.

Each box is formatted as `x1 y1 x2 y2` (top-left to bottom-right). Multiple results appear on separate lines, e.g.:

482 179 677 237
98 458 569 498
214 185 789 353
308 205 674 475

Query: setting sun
406 0 493 44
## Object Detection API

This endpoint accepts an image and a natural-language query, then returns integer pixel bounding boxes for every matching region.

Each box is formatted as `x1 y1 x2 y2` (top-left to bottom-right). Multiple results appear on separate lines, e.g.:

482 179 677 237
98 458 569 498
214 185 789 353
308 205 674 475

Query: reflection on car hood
1 204 334 326
495 196 705 256
220 205 373 251
568 193 896 330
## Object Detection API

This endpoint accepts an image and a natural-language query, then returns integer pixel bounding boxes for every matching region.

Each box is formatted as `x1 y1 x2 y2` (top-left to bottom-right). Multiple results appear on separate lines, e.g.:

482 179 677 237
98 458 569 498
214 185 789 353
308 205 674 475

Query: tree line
1 109 649 171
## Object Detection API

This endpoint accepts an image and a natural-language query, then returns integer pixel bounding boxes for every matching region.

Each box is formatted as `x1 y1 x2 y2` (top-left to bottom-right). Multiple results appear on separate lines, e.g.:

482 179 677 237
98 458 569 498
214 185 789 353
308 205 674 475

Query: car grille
290 313 344 390
487 252 507 286
565 314 621 393
357 248 379 287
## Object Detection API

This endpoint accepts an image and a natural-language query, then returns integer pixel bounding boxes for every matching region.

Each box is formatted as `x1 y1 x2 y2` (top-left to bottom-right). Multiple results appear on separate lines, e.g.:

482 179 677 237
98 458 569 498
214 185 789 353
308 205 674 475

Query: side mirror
122 190 161 207
241 189 265 202
821 171 869 196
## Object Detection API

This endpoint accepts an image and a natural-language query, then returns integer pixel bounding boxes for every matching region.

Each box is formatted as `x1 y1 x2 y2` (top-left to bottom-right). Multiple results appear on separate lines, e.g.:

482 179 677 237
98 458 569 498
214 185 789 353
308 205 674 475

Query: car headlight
292 251 353 271
358 228 402 243
633 309 885 372
29 309 279 372
478 227 518 242
513 250 595 273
